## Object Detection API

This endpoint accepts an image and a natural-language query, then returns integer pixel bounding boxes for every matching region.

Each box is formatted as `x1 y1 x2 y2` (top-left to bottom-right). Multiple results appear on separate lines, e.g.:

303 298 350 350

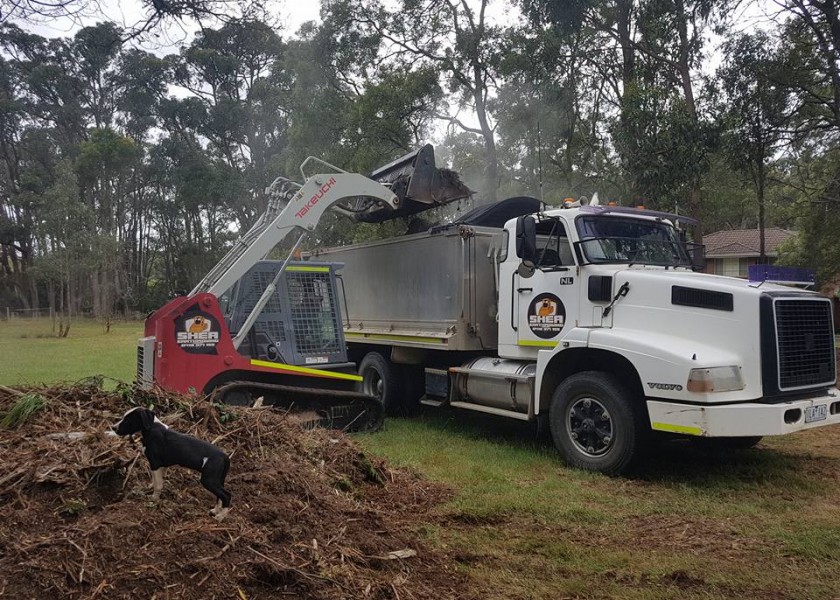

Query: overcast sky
20 0 323 52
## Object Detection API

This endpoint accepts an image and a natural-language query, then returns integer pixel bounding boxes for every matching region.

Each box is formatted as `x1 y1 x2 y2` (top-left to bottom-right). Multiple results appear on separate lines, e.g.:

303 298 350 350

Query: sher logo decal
296 177 337 219
175 309 220 354
527 293 566 339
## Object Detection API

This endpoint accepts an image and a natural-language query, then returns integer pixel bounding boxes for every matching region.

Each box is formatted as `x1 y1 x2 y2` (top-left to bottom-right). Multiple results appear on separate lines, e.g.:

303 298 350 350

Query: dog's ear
139 408 155 430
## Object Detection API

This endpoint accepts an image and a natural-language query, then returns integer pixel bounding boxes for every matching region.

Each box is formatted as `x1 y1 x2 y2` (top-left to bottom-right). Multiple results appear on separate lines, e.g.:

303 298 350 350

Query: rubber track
212 380 384 433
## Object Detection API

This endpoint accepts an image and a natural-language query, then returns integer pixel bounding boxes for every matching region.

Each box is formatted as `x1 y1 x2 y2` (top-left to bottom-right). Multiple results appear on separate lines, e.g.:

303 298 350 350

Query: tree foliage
2 0 840 318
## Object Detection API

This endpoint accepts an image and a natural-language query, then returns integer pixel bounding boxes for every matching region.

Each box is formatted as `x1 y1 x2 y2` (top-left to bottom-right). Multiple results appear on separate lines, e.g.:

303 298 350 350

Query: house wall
704 257 766 278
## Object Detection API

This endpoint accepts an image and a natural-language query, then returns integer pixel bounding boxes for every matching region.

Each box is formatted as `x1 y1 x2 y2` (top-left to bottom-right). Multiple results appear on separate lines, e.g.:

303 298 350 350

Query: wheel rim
566 396 613 457
363 368 384 401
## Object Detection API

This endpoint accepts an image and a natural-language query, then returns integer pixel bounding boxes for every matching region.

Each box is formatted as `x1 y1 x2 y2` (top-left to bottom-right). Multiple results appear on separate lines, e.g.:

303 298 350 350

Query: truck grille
774 298 835 390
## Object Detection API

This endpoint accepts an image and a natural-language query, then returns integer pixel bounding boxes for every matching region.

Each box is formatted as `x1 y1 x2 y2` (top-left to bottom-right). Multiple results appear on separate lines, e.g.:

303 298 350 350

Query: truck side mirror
517 260 536 278
515 216 537 262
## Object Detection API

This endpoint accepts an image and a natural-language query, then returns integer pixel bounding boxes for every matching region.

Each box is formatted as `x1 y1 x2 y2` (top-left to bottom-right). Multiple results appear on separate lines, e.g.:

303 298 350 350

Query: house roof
703 228 795 258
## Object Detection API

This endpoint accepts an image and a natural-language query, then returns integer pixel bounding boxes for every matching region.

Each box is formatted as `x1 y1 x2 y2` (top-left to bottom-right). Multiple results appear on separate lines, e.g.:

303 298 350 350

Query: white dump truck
309 196 840 473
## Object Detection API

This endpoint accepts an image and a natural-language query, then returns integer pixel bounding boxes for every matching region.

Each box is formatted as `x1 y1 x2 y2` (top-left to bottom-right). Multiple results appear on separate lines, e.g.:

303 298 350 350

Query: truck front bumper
647 388 840 437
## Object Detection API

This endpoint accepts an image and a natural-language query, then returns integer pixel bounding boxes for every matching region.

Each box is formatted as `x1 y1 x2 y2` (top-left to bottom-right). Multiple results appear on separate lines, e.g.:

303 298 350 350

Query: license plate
805 404 828 423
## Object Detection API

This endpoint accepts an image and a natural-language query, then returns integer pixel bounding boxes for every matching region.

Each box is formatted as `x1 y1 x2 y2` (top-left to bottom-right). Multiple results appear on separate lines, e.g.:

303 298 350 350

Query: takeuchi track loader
136 146 470 432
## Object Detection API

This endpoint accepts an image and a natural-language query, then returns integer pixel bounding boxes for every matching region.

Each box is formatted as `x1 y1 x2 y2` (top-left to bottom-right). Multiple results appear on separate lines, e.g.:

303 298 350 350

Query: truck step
420 398 445 408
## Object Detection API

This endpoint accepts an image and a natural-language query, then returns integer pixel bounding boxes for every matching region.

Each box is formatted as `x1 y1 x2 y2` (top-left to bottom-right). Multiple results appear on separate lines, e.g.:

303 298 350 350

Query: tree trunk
758 158 766 264
674 0 703 241
615 0 641 201
473 68 498 204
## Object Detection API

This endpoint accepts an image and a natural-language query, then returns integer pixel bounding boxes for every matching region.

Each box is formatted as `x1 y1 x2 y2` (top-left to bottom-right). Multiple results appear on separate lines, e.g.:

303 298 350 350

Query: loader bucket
358 144 472 223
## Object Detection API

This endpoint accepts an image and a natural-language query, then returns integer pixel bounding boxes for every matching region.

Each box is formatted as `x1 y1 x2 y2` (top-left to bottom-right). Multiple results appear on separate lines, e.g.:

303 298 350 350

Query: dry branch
0 382 462 600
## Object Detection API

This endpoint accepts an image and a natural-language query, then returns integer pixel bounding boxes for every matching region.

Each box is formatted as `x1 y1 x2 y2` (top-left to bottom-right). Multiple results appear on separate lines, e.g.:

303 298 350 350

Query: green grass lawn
3 318 839 599
0 317 141 386
360 413 840 599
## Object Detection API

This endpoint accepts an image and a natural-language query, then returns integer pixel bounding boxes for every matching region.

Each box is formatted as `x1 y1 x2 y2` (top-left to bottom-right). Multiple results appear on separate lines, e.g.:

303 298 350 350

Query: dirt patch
493 512 770 561
0 382 467 599
618 514 772 558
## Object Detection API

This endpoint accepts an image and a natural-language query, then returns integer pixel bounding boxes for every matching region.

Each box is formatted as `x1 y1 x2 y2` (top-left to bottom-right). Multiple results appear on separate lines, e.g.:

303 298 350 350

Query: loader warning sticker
528 293 566 339
175 308 220 354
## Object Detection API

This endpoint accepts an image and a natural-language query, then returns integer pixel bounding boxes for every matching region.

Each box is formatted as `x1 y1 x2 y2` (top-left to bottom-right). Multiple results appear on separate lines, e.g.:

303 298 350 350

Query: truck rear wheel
358 352 403 416
549 371 646 475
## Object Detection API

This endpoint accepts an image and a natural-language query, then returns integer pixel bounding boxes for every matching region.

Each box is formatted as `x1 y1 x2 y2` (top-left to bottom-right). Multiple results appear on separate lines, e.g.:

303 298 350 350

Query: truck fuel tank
450 357 537 417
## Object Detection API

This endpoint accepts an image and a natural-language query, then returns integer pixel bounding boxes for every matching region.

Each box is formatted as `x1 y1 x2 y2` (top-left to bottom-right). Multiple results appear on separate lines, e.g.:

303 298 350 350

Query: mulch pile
0 381 466 599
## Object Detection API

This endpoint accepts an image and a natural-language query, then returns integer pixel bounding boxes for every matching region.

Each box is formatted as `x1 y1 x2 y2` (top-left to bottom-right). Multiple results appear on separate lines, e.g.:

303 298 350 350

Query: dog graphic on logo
537 299 557 317
187 315 211 334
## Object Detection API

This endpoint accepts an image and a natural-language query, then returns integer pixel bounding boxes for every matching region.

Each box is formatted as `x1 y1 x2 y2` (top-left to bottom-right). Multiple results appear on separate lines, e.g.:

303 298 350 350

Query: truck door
515 217 579 350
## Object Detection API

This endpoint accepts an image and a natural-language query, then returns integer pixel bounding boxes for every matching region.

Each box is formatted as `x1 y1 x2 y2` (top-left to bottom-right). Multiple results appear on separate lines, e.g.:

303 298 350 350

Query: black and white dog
112 407 232 521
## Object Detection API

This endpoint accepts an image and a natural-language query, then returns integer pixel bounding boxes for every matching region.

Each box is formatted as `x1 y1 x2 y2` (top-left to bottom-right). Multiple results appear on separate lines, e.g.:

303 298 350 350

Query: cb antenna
537 121 544 204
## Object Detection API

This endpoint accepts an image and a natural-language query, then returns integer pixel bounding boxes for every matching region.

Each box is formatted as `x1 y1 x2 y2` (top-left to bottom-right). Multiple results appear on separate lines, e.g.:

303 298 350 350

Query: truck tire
549 372 647 475
358 352 403 416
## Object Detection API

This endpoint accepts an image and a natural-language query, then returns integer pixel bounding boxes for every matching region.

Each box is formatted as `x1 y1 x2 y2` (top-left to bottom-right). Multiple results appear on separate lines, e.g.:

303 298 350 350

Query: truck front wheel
549 372 646 475
358 352 403 416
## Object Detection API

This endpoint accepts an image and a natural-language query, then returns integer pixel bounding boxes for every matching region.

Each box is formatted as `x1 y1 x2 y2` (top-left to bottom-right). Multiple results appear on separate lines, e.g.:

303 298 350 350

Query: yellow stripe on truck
517 340 559 348
345 332 447 344
651 422 703 436
250 359 363 382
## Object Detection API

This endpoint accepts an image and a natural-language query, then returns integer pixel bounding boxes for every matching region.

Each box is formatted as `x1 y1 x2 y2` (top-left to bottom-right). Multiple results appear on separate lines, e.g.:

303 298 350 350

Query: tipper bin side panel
314 228 501 351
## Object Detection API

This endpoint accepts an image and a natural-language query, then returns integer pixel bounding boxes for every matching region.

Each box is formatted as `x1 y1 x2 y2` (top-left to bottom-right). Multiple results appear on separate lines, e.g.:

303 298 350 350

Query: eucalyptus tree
772 0 840 135
175 18 289 225
0 54 29 307
520 0 725 236
283 14 442 173
493 23 618 202
321 0 505 203
0 0 261 42
717 32 791 262
1 22 168 316
72 22 121 129
278 19 445 247
0 24 87 148
762 0 840 284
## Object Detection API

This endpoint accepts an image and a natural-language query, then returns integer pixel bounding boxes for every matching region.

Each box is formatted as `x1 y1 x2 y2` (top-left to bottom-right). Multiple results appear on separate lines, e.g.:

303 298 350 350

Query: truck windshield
576 216 691 267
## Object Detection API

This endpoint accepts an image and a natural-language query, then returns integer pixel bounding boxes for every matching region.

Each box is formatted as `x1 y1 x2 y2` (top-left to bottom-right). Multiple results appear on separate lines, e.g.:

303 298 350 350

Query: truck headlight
686 366 744 393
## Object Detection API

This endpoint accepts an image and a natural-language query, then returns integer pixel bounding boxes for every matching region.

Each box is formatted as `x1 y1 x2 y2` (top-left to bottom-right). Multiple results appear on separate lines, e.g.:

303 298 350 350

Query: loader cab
220 260 348 367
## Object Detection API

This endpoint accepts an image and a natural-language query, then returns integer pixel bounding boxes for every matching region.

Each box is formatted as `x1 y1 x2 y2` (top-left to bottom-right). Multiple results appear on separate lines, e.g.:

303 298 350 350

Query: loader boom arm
191 173 399 297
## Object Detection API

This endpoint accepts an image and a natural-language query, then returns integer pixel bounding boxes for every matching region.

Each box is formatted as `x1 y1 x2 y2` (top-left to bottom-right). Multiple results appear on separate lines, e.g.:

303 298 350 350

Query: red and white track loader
135 146 470 431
